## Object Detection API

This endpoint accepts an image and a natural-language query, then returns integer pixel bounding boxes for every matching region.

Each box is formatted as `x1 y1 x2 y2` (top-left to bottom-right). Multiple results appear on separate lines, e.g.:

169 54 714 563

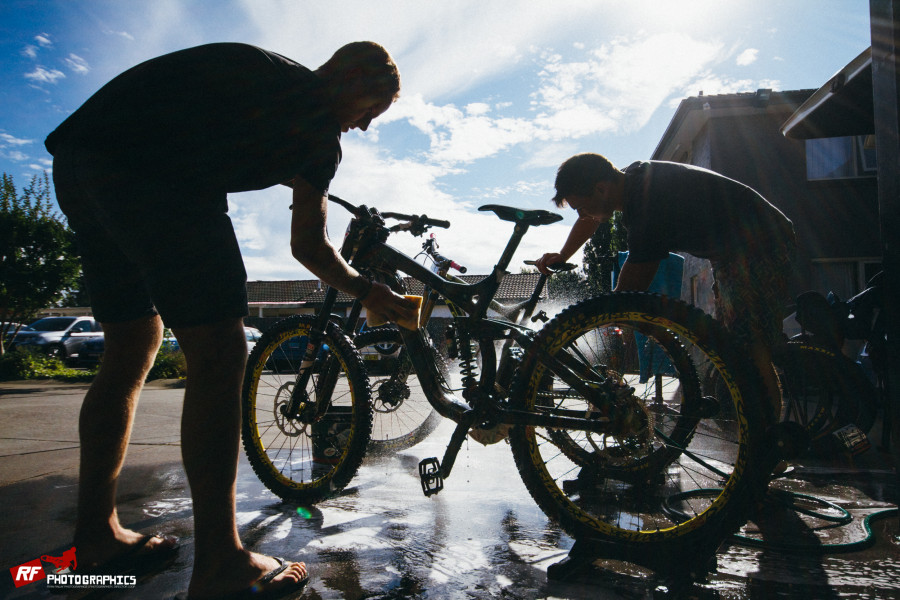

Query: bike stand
547 537 718 598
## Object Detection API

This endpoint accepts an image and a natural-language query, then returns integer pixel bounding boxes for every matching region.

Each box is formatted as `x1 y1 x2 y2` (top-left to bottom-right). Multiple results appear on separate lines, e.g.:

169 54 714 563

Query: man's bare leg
74 314 176 566
175 318 306 599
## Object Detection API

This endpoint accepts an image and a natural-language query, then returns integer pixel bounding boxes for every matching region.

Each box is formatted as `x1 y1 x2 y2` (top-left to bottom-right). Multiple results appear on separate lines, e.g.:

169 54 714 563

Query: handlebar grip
327 194 357 213
381 212 450 229
451 261 467 274
523 260 577 272
381 210 413 221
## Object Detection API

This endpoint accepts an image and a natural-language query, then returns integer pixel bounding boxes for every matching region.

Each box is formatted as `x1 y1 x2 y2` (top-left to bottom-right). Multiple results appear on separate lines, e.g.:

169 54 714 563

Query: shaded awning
781 47 874 139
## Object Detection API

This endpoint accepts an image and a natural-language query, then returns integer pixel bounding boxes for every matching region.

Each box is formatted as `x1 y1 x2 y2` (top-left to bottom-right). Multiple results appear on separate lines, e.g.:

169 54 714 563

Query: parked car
166 326 261 354
244 326 262 352
7 316 102 360
1 322 33 341
78 326 262 368
264 331 400 374
74 335 108 368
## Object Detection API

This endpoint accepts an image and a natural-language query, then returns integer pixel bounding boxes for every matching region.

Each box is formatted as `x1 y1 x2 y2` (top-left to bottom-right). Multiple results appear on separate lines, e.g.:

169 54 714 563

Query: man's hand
361 282 418 326
535 252 566 275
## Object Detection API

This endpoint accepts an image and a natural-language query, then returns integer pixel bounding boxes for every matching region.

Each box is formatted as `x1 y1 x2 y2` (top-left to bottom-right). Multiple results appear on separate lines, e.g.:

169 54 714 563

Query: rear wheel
775 341 877 447
508 293 768 567
241 315 372 504
355 328 443 453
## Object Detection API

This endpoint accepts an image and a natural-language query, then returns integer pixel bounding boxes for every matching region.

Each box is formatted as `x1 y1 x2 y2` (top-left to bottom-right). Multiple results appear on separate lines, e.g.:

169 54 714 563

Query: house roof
247 272 545 305
246 280 320 303
653 88 816 159
781 47 874 139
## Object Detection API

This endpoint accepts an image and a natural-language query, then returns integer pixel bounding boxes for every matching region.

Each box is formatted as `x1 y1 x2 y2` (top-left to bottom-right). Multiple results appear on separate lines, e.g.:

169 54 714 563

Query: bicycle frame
290 197 622 487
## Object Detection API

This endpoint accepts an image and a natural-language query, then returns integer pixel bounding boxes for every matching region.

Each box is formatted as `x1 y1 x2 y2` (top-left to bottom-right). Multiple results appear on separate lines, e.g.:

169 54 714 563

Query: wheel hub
272 381 307 437
373 378 410 413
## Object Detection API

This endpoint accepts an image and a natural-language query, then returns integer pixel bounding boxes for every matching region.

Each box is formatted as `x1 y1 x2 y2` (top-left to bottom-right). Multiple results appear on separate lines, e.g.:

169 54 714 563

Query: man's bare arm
614 259 660 292
536 216 600 274
289 178 417 323
289 178 369 296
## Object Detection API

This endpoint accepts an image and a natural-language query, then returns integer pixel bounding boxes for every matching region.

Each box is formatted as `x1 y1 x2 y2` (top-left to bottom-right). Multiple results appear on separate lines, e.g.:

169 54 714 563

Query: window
71 321 93 333
810 259 882 299
806 135 877 181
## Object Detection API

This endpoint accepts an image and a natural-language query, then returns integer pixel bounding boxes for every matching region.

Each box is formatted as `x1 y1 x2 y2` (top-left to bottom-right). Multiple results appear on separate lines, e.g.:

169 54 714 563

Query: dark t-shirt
45 43 341 194
621 161 795 263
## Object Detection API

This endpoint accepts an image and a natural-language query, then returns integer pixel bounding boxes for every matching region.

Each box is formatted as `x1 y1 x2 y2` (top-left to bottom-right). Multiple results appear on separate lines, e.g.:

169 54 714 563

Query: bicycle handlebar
523 259 577 273
430 249 467 274
422 235 467 273
327 194 450 234
383 211 451 230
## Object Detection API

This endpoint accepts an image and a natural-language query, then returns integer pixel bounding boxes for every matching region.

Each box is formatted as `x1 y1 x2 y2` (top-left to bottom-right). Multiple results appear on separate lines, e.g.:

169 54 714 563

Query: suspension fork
285 227 373 419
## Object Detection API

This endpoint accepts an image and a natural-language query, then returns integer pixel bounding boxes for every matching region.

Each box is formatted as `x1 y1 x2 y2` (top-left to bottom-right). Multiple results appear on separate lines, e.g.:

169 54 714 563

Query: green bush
147 348 187 381
0 348 95 382
0 346 186 382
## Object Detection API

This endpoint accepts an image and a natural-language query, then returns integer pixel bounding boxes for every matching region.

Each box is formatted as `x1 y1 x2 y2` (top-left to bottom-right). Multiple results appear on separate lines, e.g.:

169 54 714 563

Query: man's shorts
52 143 249 328
711 242 794 350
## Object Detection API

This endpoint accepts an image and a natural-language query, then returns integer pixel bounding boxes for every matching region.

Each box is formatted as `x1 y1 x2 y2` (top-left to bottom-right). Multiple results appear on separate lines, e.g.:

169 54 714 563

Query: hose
663 487 898 554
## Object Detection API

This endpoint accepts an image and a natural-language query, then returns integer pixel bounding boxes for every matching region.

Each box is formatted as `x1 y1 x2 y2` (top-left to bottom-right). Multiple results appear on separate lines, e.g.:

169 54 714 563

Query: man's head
552 153 620 207
551 153 624 222
317 41 401 133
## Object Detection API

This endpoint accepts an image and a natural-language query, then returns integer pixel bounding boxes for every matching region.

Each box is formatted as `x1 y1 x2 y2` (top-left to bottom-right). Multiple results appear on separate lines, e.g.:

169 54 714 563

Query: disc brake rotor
273 382 307 437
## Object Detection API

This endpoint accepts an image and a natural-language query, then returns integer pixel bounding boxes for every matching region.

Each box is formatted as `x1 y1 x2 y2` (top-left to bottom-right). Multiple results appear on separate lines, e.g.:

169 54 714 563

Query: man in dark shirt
47 41 415 599
537 153 795 421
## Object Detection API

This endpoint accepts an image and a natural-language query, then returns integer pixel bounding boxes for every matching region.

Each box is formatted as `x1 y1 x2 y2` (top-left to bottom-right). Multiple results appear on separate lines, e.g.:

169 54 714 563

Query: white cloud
24 66 66 84
16 0 786 282
1 133 32 146
376 32 725 168
34 33 53 47
65 54 90 74
736 48 759 66
102 28 135 41
3 150 29 162
22 45 38 59
230 138 566 280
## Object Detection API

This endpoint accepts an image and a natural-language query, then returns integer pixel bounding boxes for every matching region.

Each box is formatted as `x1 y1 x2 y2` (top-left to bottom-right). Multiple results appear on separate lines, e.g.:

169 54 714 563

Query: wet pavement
2 379 900 599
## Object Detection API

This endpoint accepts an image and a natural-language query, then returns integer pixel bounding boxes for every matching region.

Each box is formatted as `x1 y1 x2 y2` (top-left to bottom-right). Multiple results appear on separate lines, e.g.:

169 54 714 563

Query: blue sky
0 0 873 281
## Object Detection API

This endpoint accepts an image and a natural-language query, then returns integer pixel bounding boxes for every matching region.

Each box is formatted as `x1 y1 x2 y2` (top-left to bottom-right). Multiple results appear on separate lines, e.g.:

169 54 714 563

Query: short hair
318 41 401 101
552 153 619 207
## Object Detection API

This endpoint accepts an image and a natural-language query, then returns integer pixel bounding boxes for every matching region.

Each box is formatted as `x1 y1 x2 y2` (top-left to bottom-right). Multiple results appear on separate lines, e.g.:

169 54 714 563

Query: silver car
8 316 102 360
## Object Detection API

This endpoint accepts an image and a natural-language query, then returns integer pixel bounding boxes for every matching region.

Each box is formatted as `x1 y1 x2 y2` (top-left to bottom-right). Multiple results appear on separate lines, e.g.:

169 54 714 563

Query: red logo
9 547 77 588
41 547 77 573
10 559 45 588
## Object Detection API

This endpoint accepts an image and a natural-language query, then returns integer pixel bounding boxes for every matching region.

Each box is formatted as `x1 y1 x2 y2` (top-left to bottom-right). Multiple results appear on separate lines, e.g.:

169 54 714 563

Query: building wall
661 96 881 312
707 110 880 299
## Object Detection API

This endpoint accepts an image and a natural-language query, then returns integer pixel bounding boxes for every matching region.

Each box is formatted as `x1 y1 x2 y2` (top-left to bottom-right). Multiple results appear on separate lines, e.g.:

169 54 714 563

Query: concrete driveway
1 379 899 599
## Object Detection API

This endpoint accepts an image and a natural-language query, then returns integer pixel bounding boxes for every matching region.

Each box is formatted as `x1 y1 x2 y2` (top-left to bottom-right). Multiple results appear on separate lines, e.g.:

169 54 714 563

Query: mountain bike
775 272 885 454
240 195 772 575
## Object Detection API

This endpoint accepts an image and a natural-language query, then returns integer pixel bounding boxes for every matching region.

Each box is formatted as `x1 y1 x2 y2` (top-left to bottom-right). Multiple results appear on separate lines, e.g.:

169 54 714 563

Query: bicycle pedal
418 457 444 496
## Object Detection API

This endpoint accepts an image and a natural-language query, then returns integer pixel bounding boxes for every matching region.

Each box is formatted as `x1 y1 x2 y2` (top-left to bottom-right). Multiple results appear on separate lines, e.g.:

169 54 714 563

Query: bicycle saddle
478 204 563 226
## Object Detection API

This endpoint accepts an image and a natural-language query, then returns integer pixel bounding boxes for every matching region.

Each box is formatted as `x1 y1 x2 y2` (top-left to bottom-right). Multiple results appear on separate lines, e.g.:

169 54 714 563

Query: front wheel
241 315 372 504
508 293 768 568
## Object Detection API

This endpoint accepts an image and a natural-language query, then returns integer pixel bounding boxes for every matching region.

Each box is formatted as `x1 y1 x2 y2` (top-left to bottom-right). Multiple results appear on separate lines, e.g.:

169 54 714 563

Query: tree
0 173 81 354
581 211 628 295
